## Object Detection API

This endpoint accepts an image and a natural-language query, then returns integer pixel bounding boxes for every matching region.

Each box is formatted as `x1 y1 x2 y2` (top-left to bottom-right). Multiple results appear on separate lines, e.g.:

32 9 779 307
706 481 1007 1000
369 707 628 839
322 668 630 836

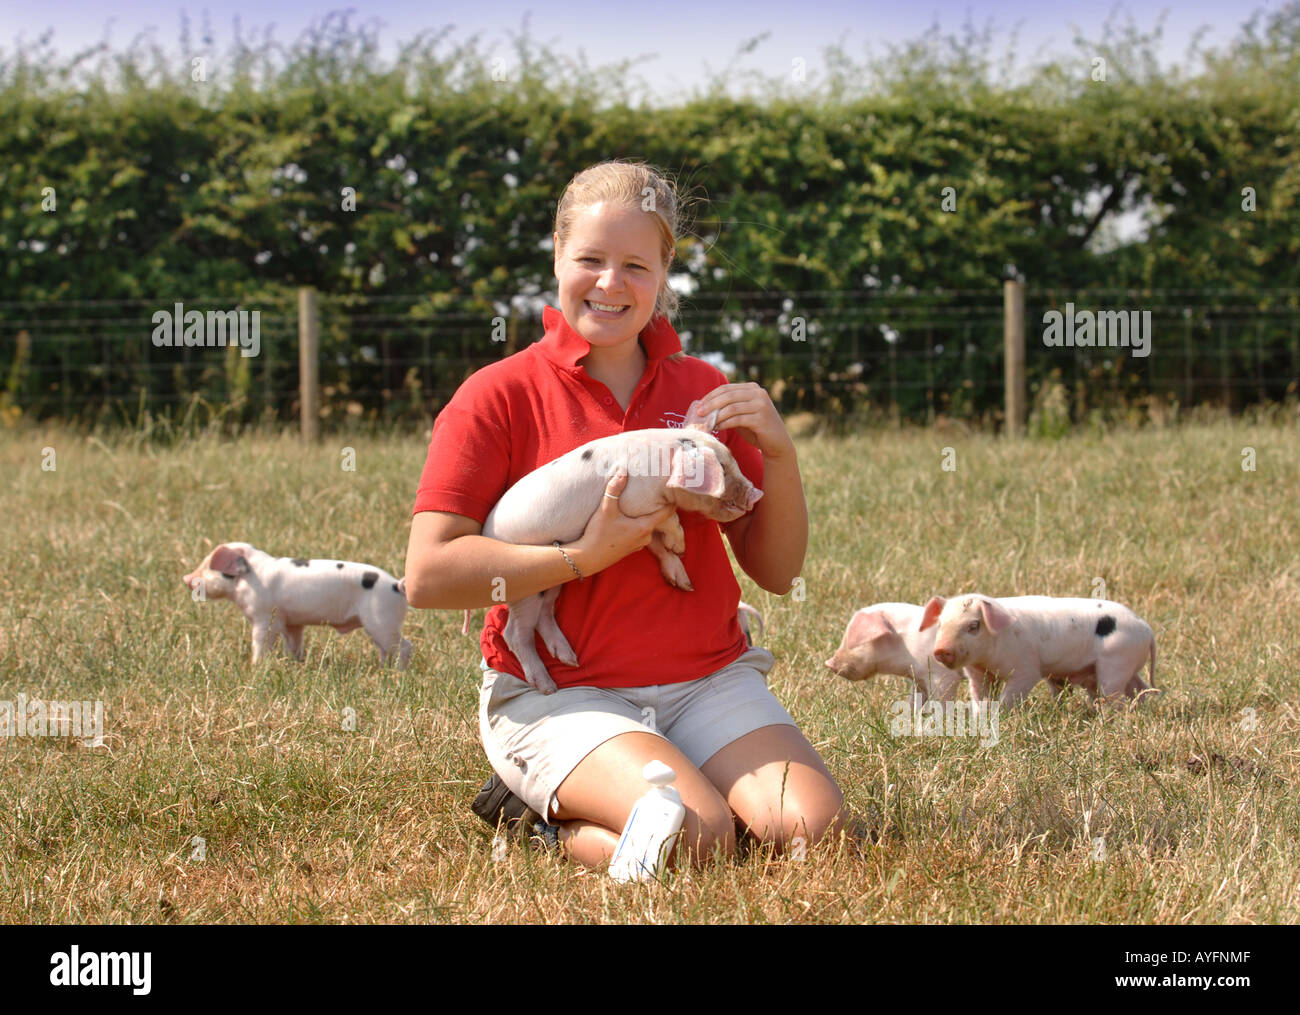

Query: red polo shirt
411 305 764 689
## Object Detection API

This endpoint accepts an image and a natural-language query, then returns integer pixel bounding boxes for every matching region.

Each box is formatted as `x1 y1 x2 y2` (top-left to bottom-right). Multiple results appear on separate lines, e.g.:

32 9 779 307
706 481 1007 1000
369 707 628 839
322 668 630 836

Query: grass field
2 411 1298 924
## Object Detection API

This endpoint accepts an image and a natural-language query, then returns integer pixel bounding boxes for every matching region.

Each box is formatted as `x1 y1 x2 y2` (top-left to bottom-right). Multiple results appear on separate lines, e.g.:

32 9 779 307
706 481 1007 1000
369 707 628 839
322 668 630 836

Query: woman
405 160 844 868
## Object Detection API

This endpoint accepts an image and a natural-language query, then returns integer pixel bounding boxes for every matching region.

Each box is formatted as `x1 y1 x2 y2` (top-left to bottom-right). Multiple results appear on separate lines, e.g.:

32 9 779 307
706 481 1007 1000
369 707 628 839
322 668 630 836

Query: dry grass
2 412 1298 923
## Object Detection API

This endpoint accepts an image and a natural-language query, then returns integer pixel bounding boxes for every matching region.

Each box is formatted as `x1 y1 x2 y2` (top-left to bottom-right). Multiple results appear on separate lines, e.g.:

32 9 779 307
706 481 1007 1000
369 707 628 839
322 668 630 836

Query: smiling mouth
586 300 629 315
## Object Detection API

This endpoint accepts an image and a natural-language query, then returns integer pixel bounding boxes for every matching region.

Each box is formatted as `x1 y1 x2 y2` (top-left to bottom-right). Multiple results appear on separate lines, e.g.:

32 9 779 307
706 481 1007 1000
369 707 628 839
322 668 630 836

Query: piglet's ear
210 544 249 580
845 609 896 648
683 399 719 433
979 598 1014 634
919 596 946 631
667 445 726 498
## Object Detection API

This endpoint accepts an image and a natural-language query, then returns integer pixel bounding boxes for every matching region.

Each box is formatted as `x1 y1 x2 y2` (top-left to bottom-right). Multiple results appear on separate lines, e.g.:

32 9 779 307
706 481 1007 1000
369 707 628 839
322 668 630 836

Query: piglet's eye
967 619 981 633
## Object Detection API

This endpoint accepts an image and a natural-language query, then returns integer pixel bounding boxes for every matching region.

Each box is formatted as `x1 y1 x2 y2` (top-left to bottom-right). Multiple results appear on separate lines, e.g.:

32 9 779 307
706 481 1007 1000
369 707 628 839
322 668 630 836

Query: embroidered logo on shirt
662 409 719 437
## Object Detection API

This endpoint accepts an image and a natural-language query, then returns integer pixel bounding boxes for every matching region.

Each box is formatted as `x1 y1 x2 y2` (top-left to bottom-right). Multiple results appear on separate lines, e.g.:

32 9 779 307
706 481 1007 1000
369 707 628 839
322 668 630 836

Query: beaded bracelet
553 540 583 580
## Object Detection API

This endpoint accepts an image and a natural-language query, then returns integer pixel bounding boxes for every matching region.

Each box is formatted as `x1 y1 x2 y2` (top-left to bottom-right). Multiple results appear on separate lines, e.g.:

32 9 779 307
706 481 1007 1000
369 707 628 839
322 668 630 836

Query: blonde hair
554 160 685 323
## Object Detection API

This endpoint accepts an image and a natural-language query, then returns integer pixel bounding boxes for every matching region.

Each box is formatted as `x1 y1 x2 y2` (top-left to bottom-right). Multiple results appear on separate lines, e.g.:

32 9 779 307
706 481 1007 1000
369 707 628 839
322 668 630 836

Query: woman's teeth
587 301 628 313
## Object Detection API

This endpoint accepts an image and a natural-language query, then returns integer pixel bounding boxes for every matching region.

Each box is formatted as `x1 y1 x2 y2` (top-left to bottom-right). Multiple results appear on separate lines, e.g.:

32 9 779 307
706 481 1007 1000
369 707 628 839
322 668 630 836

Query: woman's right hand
568 470 678 577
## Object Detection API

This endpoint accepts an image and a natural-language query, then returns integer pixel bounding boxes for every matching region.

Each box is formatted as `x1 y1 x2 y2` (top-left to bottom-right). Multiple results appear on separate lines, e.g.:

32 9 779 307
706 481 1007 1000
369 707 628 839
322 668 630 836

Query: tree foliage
1 7 1296 423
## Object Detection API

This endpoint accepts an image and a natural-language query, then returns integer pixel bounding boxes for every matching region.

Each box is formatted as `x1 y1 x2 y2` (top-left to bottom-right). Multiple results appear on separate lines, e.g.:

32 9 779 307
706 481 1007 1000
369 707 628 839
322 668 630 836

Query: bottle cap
642 760 676 787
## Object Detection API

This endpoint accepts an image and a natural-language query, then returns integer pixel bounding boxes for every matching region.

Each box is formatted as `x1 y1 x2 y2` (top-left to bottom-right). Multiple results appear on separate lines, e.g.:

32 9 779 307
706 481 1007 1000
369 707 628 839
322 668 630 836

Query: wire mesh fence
2 288 1297 429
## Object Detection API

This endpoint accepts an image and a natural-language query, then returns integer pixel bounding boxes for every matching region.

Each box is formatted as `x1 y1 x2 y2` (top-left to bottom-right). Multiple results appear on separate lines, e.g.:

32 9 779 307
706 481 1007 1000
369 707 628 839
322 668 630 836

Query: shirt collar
539 305 682 370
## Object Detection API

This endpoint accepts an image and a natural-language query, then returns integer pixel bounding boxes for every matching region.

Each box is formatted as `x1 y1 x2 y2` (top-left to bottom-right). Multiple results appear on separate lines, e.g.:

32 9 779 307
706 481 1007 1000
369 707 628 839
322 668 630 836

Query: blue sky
2 0 1288 101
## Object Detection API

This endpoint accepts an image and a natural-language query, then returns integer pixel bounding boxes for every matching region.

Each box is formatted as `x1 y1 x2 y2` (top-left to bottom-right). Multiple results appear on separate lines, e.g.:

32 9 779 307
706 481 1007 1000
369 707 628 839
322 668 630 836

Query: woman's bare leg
552 730 737 869
699 724 845 852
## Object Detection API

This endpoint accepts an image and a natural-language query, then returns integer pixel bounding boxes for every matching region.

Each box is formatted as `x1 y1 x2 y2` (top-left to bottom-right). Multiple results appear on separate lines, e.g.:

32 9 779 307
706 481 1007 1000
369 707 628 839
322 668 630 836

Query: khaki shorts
478 646 796 822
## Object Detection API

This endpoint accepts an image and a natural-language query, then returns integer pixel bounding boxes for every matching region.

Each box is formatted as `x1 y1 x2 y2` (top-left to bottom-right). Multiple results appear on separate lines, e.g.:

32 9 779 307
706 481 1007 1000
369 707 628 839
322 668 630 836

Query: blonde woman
405 160 844 869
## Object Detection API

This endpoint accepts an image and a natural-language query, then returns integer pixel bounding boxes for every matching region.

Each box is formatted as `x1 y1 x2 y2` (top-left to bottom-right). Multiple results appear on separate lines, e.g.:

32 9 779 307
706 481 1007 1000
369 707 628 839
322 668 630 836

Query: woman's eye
579 257 646 269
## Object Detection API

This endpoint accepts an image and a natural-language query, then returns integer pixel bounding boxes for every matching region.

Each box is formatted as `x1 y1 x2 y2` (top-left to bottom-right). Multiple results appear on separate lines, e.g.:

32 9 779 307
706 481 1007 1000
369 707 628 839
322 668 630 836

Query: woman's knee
700 723 847 852
741 778 847 851
782 786 847 847
679 794 738 865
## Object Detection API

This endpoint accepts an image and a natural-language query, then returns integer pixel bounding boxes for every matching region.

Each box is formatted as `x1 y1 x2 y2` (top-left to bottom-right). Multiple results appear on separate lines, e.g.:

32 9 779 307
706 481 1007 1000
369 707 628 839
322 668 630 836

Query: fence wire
1 289 1297 426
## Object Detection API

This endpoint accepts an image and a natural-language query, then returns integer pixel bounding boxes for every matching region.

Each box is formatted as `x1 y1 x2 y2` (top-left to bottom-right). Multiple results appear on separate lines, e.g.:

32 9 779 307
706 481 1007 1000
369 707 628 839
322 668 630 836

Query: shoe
471 772 539 828
472 773 561 854
527 820 560 853
471 772 541 832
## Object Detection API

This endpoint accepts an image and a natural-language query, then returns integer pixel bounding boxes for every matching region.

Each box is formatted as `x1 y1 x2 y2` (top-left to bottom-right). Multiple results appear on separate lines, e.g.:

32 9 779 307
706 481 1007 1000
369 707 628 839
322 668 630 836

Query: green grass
1 413 1298 923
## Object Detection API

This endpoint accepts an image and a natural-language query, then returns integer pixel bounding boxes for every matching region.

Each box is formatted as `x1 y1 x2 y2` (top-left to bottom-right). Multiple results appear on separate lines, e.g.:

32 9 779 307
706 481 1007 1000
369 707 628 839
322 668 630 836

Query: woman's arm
404 471 679 610
692 383 809 595
725 448 808 594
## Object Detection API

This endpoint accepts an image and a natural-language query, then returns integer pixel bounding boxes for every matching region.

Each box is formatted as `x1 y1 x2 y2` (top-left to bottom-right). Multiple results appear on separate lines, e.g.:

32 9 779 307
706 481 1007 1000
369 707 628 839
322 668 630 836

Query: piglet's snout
933 645 957 668
719 484 762 520
825 657 853 679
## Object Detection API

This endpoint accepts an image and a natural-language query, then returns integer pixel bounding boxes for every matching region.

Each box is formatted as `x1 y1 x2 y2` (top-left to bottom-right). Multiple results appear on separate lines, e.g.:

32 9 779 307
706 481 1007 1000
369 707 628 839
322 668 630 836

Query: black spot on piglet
391 583 400 593
336 562 344 569
292 558 309 567
581 449 593 461
1095 615 1117 637
361 571 379 589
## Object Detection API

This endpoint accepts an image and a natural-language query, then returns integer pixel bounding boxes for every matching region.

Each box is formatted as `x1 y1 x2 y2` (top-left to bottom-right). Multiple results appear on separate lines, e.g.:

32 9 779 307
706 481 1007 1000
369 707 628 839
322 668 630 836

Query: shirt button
603 396 613 405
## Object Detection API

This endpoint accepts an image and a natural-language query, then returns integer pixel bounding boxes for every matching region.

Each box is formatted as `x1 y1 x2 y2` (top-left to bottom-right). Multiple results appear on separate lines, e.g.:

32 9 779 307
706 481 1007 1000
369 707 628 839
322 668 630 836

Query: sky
2 0 1289 102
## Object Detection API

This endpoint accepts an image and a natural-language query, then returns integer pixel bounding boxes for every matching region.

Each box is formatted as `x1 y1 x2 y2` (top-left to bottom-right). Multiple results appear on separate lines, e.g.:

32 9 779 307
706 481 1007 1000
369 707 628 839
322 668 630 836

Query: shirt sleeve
411 374 514 523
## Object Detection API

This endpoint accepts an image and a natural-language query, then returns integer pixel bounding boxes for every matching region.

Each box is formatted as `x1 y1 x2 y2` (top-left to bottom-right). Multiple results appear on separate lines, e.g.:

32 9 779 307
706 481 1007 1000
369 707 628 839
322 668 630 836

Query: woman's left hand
693 382 796 461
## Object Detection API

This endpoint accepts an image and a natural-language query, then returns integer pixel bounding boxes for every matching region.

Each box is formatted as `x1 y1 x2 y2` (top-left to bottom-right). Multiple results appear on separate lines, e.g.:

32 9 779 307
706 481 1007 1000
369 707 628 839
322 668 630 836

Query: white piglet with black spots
183 542 412 668
919 594 1156 709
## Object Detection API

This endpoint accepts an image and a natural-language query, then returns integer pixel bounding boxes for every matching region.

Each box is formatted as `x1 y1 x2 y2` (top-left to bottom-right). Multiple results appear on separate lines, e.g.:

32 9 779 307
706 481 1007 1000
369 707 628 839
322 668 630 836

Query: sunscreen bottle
608 760 686 883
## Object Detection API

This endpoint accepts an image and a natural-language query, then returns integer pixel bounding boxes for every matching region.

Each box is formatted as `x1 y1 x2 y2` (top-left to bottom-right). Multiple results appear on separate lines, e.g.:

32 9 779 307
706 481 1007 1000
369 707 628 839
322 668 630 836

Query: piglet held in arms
471 400 762 694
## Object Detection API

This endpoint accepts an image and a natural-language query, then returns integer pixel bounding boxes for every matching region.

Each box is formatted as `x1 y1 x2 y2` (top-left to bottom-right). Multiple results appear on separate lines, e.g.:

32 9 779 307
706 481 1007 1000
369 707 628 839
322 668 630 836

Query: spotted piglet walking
183 542 413 668
919 594 1156 709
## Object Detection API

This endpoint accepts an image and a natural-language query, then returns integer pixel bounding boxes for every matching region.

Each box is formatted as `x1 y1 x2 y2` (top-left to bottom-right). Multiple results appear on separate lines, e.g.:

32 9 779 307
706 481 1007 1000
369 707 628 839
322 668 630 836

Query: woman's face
554 201 671 352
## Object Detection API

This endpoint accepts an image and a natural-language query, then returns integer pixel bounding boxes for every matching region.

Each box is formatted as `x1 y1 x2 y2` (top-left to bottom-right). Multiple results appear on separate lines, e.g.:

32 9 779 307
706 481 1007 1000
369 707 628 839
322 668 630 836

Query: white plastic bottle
608 760 687 883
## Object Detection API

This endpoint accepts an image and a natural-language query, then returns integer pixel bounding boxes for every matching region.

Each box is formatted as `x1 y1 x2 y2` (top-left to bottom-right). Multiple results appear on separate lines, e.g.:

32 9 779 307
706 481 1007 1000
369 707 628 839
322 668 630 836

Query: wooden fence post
1004 279 1026 436
1220 321 1231 409
888 336 898 426
298 287 320 442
